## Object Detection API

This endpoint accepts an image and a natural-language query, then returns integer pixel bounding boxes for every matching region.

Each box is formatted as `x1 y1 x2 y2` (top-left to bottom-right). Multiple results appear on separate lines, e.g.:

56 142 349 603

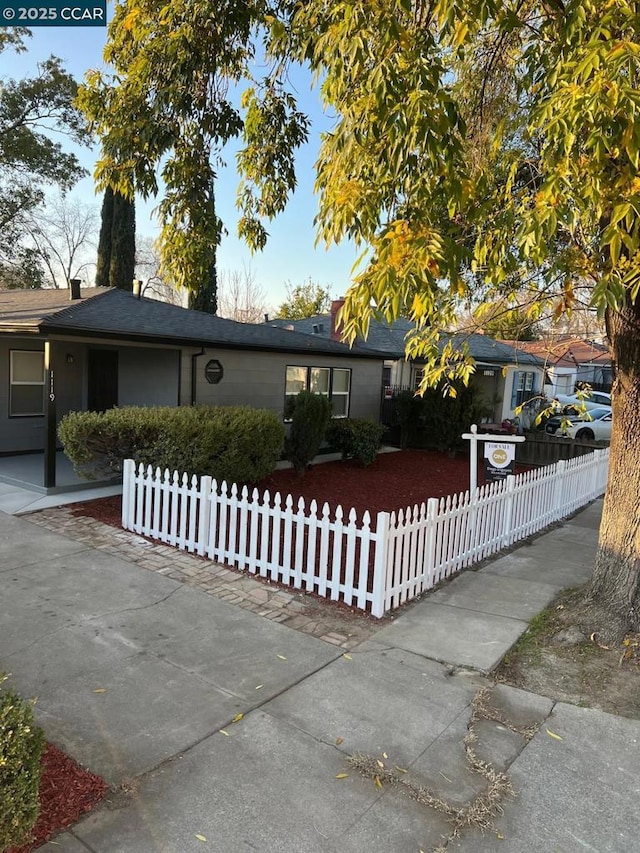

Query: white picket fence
121 448 609 618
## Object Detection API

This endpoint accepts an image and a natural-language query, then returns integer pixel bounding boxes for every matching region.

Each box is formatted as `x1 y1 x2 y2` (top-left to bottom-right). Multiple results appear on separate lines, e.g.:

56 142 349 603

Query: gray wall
1 336 382 454
0 337 180 453
181 348 384 421
118 347 180 407
0 337 47 452
0 337 85 453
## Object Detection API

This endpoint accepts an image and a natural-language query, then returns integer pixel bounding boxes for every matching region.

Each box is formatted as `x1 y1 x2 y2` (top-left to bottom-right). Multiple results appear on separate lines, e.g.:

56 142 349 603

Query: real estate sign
484 442 516 482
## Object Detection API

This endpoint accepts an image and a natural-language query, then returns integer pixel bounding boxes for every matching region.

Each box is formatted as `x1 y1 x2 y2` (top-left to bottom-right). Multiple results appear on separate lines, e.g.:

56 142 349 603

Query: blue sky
0 23 358 309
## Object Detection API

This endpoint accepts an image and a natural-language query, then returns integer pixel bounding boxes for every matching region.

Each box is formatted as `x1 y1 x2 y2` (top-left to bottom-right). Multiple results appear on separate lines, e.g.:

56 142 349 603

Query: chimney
264 313 269 323
133 280 143 299
69 279 81 300
330 298 346 341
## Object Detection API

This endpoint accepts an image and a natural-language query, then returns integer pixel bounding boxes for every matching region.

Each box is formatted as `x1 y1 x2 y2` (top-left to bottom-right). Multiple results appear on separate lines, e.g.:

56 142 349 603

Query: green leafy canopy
0 30 89 267
83 1 640 368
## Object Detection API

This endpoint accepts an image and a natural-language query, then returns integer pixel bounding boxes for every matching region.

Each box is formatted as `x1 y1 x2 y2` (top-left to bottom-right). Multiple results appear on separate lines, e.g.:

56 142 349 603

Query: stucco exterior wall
0 337 85 453
1 337 181 453
2 332 383 454
181 348 384 421
0 337 45 452
118 347 180 407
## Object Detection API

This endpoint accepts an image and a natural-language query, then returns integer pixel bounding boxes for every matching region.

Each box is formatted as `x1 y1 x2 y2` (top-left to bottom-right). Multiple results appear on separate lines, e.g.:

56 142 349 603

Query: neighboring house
268 301 546 425
507 337 613 398
0 286 386 486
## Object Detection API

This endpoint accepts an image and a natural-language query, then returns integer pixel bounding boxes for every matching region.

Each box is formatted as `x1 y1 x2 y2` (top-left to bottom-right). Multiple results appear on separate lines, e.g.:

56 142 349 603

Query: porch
0 450 119 495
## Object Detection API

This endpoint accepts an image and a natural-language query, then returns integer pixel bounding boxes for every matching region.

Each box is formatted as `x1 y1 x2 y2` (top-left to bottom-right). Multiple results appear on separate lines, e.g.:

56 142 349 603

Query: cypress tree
188 184 218 314
95 187 114 287
108 191 136 290
188 253 217 313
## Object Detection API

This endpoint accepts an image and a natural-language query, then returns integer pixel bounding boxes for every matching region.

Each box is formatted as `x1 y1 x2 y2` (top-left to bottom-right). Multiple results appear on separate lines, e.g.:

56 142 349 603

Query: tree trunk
584 299 640 644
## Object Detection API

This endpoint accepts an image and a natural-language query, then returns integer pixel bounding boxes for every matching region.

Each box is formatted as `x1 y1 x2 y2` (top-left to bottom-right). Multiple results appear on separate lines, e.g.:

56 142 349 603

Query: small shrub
327 418 385 466
0 677 45 850
59 405 285 485
284 391 332 474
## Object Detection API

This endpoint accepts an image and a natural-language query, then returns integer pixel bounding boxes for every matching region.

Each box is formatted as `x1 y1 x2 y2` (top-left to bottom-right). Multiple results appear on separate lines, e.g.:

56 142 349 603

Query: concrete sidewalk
1 498 638 853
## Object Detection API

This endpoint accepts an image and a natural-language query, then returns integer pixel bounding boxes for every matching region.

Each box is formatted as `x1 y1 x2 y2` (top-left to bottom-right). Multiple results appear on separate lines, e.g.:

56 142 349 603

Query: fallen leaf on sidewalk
231 713 243 723
335 737 344 745
382 752 388 759
335 773 348 779
374 776 383 789
255 684 264 690
92 688 107 694
342 653 352 661
546 728 563 741
195 833 207 842
219 730 229 736
277 654 287 660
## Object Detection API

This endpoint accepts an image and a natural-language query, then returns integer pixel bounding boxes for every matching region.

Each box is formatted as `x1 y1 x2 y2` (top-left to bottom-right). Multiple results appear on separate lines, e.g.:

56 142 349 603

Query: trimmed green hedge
0 677 44 850
59 405 285 484
326 418 386 466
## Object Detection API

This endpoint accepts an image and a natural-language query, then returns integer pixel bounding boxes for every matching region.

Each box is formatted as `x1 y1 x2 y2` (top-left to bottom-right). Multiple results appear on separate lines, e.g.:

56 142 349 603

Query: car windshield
587 407 611 420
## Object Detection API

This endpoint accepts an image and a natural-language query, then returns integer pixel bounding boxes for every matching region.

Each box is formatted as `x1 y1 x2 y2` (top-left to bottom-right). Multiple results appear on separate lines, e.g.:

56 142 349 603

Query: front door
87 350 118 412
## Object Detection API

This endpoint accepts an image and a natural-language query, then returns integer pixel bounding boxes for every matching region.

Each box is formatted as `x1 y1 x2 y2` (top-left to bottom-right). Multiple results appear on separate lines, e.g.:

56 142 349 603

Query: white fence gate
122 448 609 618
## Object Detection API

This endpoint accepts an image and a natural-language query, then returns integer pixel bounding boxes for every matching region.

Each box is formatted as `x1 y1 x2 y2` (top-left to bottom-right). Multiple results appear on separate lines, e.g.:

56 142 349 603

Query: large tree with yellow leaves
81 0 640 642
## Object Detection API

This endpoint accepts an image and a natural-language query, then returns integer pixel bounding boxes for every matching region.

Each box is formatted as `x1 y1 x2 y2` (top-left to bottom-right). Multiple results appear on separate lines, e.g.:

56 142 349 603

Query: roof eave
39 323 386 358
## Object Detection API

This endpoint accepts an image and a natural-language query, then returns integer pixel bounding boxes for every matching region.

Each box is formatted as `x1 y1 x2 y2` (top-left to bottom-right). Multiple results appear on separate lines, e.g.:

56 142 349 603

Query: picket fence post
423 498 439 591
121 458 136 529
502 475 516 548
552 459 566 521
197 475 212 556
371 511 390 618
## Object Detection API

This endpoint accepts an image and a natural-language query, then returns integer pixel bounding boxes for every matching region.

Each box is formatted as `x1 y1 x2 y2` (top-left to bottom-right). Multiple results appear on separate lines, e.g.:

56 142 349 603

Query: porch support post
43 340 56 488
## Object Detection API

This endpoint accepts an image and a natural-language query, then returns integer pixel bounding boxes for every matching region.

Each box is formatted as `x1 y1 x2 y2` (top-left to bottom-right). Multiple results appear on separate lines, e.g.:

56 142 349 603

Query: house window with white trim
10 350 45 416
331 368 351 417
285 365 352 418
510 370 538 409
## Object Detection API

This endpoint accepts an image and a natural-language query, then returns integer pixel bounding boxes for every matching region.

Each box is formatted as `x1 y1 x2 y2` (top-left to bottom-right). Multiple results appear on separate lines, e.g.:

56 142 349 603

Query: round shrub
0 679 45 850
326 418 385 466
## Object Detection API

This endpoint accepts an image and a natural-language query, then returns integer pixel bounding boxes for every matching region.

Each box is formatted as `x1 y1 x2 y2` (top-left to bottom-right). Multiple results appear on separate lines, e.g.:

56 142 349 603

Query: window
285 365 352 418
510 370 538 409
331 368 350 417
10 350 45 416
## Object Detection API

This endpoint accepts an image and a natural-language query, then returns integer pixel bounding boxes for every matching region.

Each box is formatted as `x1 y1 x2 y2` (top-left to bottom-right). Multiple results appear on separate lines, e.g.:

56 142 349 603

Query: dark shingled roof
0 288 386 358
268 314 544 366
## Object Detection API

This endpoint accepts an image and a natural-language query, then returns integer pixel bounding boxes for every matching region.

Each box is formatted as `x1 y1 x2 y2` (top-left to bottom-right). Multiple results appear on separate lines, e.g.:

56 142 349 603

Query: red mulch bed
260 449 473 516
70 450 478 527
6 743 107 853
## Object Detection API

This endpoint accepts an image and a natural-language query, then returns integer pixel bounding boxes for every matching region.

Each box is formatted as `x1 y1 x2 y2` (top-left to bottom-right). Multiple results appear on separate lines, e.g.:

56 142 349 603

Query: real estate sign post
462 424 525 495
